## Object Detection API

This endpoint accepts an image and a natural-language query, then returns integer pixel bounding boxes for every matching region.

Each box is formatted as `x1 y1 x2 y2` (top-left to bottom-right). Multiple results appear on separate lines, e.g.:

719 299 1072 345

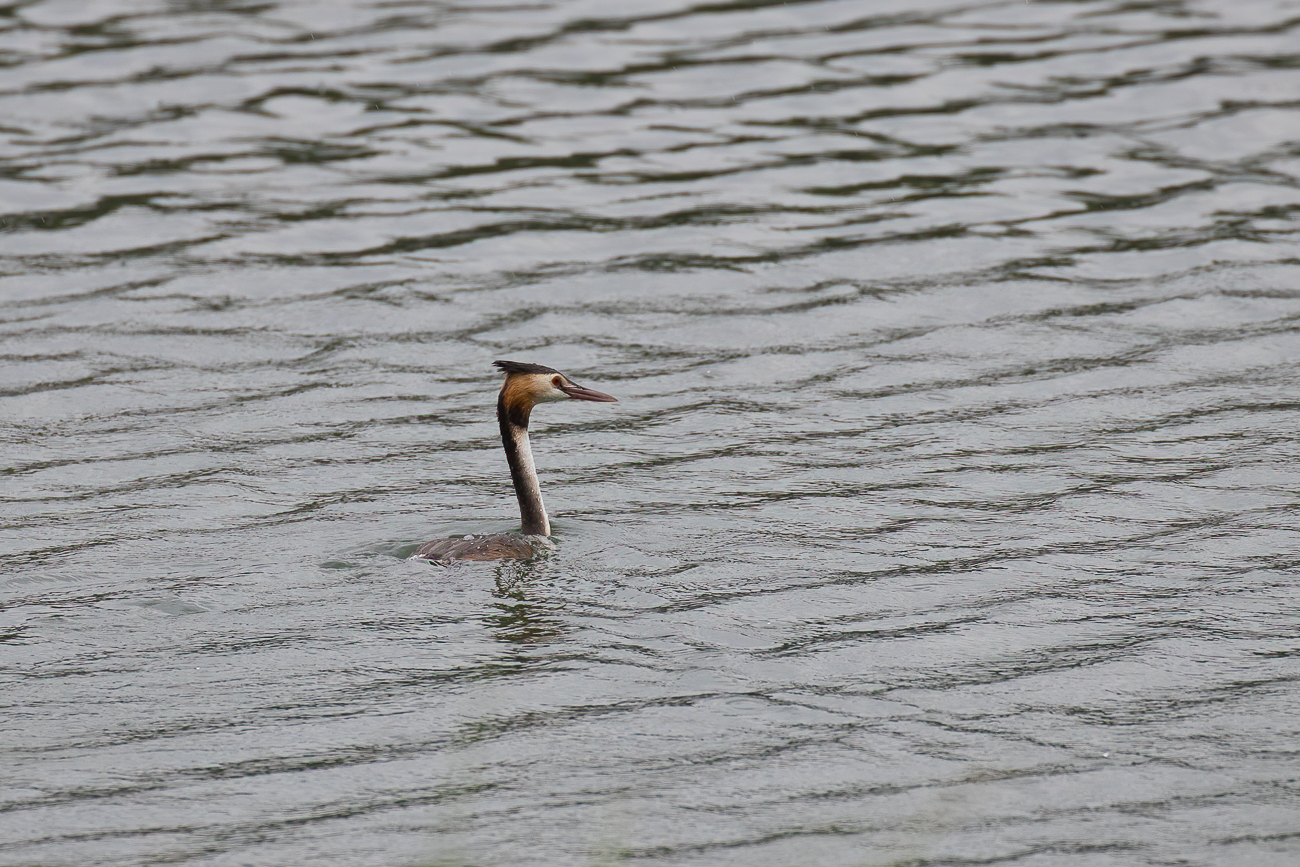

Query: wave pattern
2 0 1299 865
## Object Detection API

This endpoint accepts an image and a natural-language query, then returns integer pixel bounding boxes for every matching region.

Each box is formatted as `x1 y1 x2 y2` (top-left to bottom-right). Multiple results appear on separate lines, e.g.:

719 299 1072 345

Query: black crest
494 360 561 376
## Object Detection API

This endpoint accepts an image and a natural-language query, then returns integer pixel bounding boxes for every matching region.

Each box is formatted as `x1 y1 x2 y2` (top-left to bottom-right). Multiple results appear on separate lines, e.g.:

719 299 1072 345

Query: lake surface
2 0 1299 865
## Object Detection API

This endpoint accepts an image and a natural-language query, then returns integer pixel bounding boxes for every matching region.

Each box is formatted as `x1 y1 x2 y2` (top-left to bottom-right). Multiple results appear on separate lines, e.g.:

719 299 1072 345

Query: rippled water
3 0 1300 864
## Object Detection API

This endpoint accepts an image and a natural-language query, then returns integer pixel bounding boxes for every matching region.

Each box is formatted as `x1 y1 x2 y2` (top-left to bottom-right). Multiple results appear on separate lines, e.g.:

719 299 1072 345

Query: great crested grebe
411 360 617 562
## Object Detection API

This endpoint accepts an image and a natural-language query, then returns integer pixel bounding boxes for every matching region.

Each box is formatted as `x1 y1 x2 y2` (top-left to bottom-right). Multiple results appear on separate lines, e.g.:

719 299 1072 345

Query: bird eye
552 376 563 387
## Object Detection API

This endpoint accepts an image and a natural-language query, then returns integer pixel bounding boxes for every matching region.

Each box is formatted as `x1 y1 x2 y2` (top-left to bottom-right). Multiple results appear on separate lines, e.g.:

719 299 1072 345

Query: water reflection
490 562 568 647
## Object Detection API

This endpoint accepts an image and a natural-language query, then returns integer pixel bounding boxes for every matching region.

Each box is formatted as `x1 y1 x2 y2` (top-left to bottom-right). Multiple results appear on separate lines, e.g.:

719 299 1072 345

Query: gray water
2 0 1299 865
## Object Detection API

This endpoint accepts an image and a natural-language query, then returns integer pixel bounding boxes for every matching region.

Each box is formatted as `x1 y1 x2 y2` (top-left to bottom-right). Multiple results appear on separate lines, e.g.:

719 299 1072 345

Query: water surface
2 0 1300 865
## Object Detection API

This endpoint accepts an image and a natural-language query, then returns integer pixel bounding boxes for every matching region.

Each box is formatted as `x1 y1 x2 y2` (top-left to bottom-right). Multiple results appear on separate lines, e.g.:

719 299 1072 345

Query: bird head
494 360 617 425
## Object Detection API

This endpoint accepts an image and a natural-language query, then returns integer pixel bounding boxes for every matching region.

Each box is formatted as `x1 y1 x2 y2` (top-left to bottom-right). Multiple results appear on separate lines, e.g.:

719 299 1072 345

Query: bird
410 360 617 562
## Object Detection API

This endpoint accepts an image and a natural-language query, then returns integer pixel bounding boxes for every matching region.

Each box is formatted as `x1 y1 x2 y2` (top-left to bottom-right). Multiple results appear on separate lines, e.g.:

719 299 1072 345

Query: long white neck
498 395 550 536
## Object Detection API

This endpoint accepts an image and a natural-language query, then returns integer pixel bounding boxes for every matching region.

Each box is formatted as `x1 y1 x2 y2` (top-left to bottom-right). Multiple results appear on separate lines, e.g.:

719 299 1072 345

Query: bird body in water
411 360 617 562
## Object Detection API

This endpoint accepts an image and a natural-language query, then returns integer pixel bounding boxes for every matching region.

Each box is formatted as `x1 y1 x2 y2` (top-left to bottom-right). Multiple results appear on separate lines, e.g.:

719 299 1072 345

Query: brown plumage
413 532 542 562
411 360 617 563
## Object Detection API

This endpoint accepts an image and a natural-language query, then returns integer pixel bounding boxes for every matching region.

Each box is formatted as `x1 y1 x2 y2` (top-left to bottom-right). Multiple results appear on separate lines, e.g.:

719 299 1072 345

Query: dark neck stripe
497 392 548 535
